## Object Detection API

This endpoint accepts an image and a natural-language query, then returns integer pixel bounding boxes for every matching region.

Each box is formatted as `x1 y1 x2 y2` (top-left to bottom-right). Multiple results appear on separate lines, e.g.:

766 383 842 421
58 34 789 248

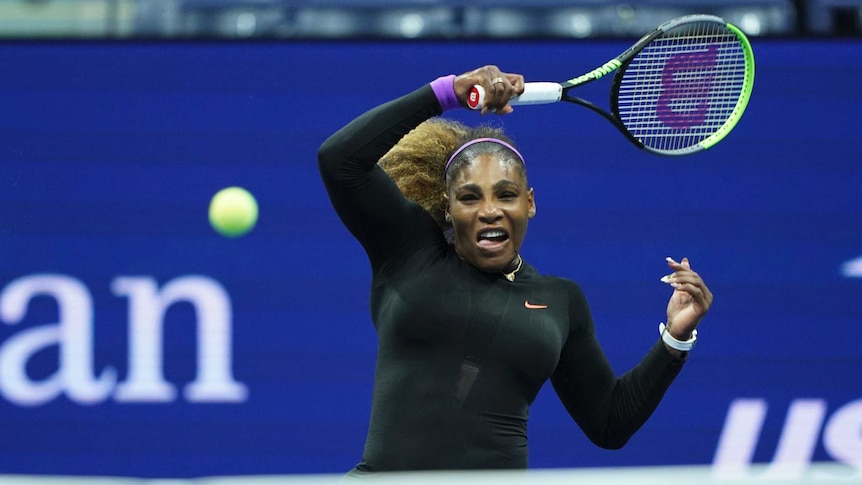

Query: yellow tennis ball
208 186 258 238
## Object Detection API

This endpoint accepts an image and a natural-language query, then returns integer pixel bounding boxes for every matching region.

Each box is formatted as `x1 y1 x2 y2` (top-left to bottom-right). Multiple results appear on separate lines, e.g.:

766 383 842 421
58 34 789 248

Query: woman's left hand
662 257 713 340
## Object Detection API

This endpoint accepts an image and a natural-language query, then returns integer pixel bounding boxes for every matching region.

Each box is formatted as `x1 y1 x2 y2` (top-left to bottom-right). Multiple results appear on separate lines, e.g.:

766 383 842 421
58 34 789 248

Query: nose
478 199 503 223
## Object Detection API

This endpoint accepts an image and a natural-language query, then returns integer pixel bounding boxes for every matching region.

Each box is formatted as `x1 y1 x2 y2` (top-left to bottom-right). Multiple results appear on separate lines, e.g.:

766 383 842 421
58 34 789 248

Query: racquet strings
616 21 748 153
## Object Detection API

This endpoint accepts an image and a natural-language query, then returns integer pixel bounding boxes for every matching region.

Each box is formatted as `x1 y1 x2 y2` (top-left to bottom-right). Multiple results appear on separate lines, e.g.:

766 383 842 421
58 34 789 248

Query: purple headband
444 138 525 177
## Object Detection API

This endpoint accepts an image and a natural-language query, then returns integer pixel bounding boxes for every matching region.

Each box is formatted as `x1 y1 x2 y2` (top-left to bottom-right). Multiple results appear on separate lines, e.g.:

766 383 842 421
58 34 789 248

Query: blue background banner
0 39 860 478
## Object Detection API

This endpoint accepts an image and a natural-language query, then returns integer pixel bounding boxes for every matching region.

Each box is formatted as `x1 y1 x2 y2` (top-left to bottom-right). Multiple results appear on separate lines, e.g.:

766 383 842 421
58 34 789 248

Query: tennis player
317 65 713 474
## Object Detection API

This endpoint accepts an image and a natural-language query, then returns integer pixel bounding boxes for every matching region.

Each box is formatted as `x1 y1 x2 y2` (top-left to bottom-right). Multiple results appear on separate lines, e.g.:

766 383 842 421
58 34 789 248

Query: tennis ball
208 186 258 238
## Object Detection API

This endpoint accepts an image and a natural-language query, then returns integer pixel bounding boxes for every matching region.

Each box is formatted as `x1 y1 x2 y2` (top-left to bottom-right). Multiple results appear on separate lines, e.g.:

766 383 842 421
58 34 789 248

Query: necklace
502 255 523 282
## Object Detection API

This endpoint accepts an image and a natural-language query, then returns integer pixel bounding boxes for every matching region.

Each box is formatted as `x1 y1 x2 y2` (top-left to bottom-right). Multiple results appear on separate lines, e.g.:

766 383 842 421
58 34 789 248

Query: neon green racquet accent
697 22 755 151
565 59 622 86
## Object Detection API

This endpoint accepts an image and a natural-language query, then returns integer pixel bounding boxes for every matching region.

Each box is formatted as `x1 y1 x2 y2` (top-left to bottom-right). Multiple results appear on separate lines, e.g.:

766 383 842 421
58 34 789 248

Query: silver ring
492 77 504 85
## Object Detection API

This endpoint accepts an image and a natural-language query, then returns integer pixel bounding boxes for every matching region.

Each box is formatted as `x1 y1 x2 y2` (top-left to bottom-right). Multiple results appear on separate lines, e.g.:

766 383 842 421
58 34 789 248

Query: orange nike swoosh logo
524 301 548 309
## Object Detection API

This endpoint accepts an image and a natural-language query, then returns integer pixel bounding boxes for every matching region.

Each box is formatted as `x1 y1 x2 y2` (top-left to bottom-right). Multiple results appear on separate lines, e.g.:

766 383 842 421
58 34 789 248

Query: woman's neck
501 254 523 282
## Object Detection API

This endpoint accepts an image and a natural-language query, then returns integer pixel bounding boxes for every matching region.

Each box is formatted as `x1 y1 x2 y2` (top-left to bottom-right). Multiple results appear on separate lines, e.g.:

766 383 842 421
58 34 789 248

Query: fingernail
666 257 677 264
660 275 673 283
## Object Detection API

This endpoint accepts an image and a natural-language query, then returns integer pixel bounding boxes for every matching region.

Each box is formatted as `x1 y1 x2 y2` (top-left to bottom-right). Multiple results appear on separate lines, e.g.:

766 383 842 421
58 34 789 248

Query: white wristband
659 322 697 351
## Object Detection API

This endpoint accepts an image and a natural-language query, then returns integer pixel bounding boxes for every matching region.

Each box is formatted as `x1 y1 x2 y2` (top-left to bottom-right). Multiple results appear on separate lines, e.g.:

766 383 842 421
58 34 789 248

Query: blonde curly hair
378 118 468 230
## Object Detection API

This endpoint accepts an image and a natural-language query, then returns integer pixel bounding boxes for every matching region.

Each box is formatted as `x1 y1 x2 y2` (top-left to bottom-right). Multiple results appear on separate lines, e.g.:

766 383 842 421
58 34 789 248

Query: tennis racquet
468 14 755 156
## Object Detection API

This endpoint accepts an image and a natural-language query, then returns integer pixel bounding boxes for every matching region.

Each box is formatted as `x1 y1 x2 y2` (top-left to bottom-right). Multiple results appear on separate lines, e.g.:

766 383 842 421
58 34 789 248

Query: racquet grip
467 82 563 110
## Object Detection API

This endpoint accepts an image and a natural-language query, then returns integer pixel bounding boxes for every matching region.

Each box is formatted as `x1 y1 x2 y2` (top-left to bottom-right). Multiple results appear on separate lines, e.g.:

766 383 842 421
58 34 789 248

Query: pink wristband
430 74 460 112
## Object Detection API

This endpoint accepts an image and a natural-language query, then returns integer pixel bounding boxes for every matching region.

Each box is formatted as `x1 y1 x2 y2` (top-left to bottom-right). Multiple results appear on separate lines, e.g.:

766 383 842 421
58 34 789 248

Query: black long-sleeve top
317 83 685 473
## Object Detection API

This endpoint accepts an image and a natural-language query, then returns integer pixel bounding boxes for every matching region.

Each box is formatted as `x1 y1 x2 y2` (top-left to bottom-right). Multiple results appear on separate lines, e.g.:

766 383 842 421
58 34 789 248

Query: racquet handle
467 82 563 110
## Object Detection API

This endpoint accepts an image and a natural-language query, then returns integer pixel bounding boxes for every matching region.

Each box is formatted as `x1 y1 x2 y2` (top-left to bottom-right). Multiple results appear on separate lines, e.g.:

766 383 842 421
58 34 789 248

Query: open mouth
477 229 509 249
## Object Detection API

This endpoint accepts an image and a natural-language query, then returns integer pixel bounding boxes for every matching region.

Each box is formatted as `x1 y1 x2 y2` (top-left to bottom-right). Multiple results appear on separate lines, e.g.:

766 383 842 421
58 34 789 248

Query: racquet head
608 15 755 155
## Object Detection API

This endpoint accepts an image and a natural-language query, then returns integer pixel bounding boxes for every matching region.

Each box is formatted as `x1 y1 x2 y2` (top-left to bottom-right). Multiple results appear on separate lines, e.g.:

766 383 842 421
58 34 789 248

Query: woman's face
446 153 535 273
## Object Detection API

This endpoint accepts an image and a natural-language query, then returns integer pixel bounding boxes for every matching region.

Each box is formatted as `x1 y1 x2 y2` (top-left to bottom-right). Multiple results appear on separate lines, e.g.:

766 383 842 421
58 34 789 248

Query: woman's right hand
454 65 525 115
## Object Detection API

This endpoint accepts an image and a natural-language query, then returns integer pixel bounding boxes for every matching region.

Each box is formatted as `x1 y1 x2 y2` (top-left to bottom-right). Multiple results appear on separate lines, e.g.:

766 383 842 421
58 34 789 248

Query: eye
499 191 518 201
458 193 479 203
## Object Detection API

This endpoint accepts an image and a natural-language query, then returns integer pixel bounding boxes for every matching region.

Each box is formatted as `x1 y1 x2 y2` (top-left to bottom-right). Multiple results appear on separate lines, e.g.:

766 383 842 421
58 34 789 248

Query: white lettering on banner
842 255 862 277
112 276 247 402
0 275 117 405
0 274 247 406
713 398 862 479
823 400 862 470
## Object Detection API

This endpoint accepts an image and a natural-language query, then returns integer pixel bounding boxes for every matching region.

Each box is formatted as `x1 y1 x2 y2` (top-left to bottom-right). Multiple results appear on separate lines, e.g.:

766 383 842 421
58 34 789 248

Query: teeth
480 230 505 238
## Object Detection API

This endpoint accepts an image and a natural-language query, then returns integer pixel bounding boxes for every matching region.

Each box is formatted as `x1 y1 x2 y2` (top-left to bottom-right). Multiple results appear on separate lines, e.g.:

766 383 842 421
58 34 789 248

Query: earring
444 213 452 223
